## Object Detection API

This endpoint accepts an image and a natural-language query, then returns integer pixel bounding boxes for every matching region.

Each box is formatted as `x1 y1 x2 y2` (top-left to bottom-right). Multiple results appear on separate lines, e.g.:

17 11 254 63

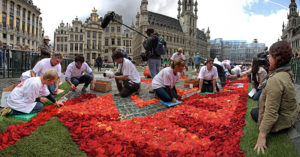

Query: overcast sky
32 0 292 47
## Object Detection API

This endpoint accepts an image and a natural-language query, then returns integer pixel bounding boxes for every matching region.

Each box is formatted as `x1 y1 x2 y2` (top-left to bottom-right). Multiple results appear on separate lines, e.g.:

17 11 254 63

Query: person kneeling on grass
65 55 95 93
197 58 219 94
1 69 63 116
152 59 185 102
112 49 141 97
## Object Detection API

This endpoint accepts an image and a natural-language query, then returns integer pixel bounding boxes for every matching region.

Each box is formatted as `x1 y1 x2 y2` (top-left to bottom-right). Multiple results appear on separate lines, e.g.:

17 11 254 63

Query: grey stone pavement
1 69 300 155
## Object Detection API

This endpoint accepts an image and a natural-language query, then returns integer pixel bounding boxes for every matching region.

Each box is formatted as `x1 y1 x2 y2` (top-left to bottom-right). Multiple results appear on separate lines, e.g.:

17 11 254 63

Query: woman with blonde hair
152 59 186 102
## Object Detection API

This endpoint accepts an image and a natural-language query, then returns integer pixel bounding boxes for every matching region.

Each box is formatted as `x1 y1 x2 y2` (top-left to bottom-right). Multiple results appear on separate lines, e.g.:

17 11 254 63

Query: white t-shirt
170 52 186 61
198 66 219 80
7 77 50 113
32 58 61 77
65 62 93 80
21 70 31 81
117 58 140 83
152 67 180 89
231 66 242 75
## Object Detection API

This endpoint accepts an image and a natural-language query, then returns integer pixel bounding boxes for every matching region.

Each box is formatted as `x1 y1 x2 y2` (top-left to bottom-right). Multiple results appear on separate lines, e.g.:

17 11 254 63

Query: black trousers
201 80 219 92
115 79 140 97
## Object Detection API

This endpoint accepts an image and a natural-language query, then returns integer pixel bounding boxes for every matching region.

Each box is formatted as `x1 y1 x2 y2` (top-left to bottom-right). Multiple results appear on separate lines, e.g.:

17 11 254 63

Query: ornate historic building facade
0 0 43 50
54 8 133 65
282 0 300 55
133 0 210 64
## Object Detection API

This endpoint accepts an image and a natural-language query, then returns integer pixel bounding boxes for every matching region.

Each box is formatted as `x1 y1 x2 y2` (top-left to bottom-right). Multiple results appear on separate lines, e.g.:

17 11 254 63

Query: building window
87 40 90 49
80 44 83 51
9 14 13 29
111 38 115 45
75 35 78 41
64 37 67 42
9 1 14 15
93 31 96 38
80 35 83 41
57 37 60 42
111 26 115 32
75 27 78 32
117 38 121 46
105 27 109 32
117 26 121 32
70 43 73 51
75 43 78 51
10 35 13 41
126 34 128 38
105 49 108 53
2 0 7 10
98 32 102 39
27 11 31 33
87 53 90 60
3 34 6 39
92 40 96 49
98 41 101 50
87 31 90 38
64 44 67 52
92 53 96 59
105 38 108 46
2 13 7 28
17 5 20 16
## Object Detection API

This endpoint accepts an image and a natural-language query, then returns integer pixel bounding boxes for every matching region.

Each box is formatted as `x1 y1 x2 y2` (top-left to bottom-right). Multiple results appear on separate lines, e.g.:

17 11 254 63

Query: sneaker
81 89 88 93
1 107 11 116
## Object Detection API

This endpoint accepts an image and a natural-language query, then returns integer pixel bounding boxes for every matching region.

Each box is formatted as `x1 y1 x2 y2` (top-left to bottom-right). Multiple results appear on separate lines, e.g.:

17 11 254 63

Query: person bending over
197 58 219 94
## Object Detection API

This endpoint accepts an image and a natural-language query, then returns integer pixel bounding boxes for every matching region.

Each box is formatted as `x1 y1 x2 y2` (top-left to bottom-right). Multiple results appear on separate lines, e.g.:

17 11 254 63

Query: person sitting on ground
32 53 62 95
229 57 267 101
1 69 63 116
253 41 300 155
152 59 186 102
112 49 141 97
170 48 186 62
197 58 219 94
65 55 95 93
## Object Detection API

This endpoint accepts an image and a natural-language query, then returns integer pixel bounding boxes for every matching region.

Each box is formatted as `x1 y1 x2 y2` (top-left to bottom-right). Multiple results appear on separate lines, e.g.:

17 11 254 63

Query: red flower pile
130 95 160 107
0 93 96 150
141 79 152 84
176 88 198 97
180 76 189 79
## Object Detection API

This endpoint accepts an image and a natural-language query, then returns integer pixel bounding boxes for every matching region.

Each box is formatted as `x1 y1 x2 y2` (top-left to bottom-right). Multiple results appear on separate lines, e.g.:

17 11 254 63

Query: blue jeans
48 82 56 95
71 75 92 88
148 58 161 78
154 87 178 102
253 89 262 101
10 102 44 115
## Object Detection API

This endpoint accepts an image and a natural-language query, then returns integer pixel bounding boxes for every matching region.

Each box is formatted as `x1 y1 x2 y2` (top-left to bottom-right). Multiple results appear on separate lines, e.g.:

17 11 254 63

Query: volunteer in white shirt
170 48 186 61
65 55 95 93
32 53 62 95
152 59 186 102
1 70 63 116
112 49 141 97
197 58 219 94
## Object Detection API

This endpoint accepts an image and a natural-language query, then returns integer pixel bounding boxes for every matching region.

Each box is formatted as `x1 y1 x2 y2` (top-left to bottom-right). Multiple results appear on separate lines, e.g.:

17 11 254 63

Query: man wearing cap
40 36 52 59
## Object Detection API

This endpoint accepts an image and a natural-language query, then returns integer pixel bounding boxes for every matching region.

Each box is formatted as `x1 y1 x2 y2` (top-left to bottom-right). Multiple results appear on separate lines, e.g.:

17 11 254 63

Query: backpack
152 36 167 56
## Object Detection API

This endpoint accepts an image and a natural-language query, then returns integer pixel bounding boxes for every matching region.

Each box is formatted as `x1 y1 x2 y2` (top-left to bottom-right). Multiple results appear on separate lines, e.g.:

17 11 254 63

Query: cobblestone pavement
64 72 189 120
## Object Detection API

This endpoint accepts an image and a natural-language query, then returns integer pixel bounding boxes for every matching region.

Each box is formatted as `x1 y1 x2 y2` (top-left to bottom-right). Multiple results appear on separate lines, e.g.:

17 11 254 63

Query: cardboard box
1 84 17 107
184 79 199 88
92 80 112 93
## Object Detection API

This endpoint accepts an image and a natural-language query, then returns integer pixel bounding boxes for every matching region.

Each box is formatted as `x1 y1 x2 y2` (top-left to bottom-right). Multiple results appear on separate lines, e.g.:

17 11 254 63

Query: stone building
0 0 43 50
54 9 124 64
133 0 210 64
122 26 134 59
210 38 265 64
281 0 300 56
54 8 131 64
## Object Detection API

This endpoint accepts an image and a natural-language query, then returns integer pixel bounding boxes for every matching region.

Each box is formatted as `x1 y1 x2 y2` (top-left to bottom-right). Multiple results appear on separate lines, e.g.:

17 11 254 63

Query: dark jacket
40 42 51 59
96 56 103 66
258 65 300 133
142 35 160 59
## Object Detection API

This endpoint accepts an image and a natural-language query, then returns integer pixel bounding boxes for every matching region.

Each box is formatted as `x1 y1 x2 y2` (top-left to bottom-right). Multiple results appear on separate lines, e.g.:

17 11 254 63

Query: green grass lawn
240 85 298 157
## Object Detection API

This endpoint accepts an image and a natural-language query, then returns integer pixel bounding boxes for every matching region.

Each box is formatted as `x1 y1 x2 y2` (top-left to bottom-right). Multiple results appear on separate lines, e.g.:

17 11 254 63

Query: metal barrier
294 58 300 85
0 49 73 79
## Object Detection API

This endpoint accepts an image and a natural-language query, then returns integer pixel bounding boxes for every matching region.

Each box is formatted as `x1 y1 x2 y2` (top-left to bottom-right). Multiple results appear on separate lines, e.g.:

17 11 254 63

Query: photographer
112 49 140 97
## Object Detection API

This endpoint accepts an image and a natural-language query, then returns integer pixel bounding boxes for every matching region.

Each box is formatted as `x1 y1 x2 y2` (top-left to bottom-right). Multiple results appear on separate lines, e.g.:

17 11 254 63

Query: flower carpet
0 77 248 156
